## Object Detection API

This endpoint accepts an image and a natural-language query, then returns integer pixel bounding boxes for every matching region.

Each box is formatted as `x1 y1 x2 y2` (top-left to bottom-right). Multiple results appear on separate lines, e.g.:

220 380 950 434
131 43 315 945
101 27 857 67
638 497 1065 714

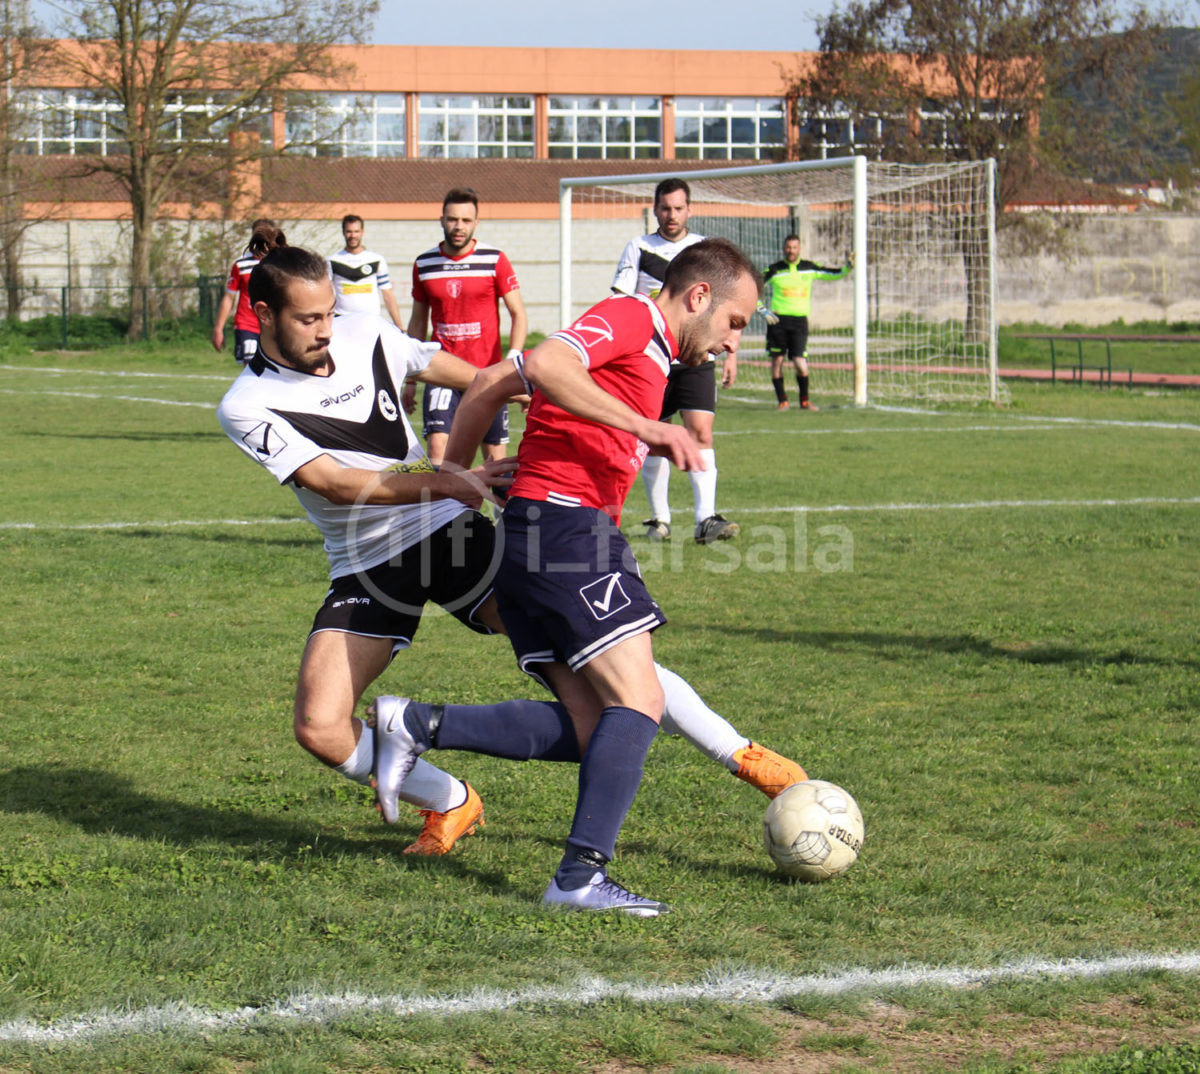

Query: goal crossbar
559 156 1000 406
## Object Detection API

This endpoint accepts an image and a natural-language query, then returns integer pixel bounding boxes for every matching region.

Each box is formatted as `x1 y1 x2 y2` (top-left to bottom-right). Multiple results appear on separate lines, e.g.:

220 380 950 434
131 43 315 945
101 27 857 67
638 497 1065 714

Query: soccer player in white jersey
219 246 516 855
328 214 404 327
219 247 806 878
613 177 739 546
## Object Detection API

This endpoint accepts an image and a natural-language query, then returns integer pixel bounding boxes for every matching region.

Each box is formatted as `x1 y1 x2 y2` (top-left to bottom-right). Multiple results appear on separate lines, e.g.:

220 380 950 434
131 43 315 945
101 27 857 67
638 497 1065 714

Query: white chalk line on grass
0 364 233 383
0 517 306 531
2 951 1198 1046
4 378 1198 433
4 496 1198 533
736 495 1200 516
717 418 1200 436
0 388 214 408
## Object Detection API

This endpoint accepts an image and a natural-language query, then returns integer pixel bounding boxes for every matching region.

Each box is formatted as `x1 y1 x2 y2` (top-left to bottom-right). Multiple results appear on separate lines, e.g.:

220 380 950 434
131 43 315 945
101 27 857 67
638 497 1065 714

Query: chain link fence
0 276 227 348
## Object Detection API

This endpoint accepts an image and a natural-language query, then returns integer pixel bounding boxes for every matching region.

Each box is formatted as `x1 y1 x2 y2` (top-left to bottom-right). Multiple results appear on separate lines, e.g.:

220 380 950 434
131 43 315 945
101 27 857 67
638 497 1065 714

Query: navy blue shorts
309 511 500 652
234 329 260 364
493 497 665 684
422 384 509 445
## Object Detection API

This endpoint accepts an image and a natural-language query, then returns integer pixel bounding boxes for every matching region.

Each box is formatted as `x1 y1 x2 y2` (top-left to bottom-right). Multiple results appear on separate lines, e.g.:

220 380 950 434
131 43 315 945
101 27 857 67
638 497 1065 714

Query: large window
285 94 406 157
547 96 661 159
16 89 274 155
675 97 785 160
15 90 125 154
418 95 534 158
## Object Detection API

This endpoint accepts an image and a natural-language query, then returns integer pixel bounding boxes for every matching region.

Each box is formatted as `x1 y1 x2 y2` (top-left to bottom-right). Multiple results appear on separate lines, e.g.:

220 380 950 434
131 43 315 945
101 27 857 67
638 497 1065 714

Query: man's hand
437 455 518 509
721 351 738 389
401 381 417 414
638 420 705 472
211 326 225 352
763 309 780 326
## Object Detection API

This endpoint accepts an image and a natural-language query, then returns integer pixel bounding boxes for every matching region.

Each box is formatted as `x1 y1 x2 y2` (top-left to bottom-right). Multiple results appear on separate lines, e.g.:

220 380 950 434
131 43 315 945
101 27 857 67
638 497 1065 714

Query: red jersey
512 294 676 522
411 241 519 369
225 254 259 333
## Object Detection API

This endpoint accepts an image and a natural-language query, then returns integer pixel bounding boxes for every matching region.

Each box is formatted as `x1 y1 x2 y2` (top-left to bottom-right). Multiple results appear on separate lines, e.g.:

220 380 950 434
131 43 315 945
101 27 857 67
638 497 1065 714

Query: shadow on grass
0 763 523 891
24 431 226 443
691 626 1199 672
113 529 314 550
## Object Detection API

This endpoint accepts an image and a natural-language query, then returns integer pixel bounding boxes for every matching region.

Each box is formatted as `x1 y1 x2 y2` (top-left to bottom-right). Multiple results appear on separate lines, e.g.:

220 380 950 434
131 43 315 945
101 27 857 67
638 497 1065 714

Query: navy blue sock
555 706 659 890
404 699 581 762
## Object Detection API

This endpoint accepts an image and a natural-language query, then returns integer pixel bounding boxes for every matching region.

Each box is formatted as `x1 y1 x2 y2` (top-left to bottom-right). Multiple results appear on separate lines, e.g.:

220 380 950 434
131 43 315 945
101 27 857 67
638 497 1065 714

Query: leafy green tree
793 0 1171 206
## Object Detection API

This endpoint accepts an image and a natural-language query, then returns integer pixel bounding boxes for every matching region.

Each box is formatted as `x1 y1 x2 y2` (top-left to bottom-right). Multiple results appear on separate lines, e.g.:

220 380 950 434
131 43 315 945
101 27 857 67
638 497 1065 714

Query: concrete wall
13 211 1200 333
997 214 1200 326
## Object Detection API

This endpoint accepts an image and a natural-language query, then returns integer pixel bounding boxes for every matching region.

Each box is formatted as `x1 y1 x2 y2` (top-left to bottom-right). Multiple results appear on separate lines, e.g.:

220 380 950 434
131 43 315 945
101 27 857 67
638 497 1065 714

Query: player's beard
675 306 718 366
273 326 332 374
442 223 476 255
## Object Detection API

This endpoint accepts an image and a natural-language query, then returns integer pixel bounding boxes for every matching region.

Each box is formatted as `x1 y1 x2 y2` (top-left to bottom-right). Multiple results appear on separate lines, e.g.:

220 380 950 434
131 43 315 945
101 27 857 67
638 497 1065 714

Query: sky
370 0 829 51
29 0 830 51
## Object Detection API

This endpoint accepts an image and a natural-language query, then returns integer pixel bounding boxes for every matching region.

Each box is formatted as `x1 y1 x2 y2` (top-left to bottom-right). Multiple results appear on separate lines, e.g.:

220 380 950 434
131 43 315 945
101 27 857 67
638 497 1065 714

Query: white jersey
217 314 467 579
328 248 394 316
612 230 706 298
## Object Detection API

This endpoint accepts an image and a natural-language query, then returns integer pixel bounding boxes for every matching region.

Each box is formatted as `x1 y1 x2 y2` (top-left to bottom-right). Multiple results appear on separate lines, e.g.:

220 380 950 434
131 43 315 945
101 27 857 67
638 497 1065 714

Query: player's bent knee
292 706 352 766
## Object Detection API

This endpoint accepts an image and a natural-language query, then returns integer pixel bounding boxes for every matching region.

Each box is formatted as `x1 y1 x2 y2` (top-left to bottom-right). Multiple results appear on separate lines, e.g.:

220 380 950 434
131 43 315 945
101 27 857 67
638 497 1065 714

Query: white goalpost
559 157 1003 406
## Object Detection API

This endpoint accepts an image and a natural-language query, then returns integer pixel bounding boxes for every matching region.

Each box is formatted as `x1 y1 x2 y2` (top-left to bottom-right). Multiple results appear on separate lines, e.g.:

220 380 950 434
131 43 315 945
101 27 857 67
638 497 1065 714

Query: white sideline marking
0 517 306 531
3 497 1197 533
717 419 1200 436
0 364 232 382
737 496 1200 516
3 951 1198 1046
0 388 214 408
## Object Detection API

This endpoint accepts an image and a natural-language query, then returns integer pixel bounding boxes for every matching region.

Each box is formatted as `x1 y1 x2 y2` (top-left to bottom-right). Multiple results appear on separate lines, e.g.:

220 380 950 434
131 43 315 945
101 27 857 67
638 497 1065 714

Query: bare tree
0 0 56 320
43 0 378 338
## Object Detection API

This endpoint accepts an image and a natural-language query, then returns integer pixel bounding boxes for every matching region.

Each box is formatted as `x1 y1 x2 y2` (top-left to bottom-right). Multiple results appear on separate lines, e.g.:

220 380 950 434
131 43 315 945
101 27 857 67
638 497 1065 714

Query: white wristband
506 348 522 362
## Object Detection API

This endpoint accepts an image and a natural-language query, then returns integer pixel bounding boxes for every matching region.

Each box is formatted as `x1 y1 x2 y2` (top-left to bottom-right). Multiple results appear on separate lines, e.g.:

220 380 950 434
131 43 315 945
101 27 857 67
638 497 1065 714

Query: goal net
559 157 1003 405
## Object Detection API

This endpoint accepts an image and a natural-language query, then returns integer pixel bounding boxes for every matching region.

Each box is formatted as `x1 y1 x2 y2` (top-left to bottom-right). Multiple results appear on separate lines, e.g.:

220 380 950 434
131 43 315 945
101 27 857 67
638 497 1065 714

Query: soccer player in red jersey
371 239 763 914
408 187 528 465
211 222 286 363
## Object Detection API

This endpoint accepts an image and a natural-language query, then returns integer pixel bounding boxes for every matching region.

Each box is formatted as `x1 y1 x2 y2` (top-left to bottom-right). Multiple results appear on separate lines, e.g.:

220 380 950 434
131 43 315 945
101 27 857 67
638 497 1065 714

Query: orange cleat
733 743 808 799
403 782 484 855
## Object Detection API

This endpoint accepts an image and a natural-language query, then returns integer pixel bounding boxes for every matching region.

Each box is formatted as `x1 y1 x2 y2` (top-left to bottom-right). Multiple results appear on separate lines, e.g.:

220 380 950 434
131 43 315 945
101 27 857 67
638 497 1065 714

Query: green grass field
1 340 1199 1073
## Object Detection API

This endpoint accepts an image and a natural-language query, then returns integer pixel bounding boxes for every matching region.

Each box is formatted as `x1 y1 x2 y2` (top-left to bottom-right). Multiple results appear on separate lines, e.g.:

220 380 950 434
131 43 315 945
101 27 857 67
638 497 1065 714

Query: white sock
690 449 718 522
641 455 672 523
655 662 749 770
333 719 466 812
333 721 374 783
399 759 467 812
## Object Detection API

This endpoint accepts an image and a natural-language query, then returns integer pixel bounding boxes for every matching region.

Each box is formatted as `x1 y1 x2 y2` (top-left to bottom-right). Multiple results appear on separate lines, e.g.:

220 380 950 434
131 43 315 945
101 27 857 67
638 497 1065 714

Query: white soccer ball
763 779 864 882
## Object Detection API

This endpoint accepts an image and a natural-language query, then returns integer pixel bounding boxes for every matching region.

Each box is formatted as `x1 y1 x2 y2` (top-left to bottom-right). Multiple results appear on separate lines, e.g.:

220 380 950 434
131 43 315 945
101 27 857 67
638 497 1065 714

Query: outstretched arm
292 452 514 510
522 342 705 472
443 359 526 472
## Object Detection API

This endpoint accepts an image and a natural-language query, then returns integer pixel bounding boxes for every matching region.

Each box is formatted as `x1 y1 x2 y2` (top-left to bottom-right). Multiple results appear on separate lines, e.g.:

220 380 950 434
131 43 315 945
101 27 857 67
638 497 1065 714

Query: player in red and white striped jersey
408 187 527 465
